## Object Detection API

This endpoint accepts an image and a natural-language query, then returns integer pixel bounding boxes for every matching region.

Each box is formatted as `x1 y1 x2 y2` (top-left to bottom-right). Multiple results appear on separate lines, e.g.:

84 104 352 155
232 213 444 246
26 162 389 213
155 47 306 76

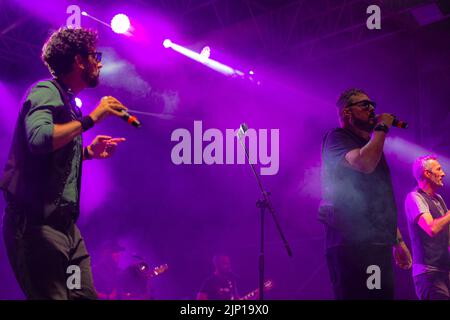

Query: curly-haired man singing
1 27 127 299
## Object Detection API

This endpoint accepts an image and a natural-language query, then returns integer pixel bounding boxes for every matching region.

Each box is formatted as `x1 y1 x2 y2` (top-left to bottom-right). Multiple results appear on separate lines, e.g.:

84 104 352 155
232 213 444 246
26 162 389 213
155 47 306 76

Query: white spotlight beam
164 39 245 78
385 137 450 173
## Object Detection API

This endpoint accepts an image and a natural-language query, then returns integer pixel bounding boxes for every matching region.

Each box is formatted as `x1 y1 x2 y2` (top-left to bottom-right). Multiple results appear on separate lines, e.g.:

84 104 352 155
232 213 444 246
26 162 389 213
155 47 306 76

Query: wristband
78 116 95 132
374 122 389 134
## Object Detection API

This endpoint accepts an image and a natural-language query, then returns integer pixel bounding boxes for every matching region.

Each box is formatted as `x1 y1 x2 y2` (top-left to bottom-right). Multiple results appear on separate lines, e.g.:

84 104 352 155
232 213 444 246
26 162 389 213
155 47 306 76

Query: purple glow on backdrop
80 159 114 218
12 0 71 25
0 82 19 134
385 137 450 177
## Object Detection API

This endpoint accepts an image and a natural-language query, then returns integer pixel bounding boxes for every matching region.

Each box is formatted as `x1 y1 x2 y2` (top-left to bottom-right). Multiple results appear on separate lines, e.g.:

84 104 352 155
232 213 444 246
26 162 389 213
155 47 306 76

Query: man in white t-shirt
404 155 450 300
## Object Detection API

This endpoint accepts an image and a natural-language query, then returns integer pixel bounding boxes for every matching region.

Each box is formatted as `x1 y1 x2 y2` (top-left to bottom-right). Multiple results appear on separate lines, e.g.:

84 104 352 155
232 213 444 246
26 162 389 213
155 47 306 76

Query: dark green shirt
1 79 83 227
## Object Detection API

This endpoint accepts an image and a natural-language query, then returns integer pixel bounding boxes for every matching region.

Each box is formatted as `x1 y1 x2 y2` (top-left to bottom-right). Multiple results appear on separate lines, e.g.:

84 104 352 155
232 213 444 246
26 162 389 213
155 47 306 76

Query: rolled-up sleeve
24 84 58 154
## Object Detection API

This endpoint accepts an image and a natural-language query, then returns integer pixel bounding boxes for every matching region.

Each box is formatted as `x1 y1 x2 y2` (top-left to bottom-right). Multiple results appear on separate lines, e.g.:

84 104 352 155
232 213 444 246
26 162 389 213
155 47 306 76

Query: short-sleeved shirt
319 128 397 249
199 274 239 300
404 189 450 276
0 79 83 229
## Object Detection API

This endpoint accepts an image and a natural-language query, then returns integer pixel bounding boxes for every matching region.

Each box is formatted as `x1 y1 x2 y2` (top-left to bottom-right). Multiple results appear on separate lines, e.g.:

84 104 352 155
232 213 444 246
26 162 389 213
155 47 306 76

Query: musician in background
404 155 450 300
197 255 240 300
93 242 163 300
92 240 125 300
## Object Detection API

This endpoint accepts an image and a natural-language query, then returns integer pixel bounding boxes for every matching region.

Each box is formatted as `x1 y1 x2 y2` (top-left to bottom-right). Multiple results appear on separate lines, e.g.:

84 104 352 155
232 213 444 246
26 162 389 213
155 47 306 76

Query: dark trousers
413 272 450 300
326 244 394 300
2 204 97 300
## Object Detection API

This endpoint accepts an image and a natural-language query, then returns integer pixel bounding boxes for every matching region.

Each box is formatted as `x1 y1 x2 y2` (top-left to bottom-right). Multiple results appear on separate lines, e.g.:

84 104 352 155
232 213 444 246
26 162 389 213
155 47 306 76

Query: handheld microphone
392 118 408 129
121 110 141 128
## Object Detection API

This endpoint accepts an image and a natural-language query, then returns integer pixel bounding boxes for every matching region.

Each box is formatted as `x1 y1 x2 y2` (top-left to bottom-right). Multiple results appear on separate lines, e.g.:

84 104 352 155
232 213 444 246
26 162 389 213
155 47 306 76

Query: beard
431 175 444 187
82 65 100 88
352 113 376 133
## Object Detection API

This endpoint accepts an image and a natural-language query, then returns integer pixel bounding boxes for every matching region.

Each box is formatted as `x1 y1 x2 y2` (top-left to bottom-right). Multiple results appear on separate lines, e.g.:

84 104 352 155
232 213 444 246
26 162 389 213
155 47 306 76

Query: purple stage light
111 14 131 34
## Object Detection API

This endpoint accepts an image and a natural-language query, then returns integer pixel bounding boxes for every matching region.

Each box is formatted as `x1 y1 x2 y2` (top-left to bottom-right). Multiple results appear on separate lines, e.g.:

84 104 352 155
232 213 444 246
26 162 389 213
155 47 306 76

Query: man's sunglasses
346 99 376 110
86 52 102 62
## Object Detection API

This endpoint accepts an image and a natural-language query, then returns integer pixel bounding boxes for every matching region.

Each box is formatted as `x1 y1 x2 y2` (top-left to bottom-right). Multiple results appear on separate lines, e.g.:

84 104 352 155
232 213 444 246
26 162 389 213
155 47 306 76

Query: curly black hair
41 27 98 77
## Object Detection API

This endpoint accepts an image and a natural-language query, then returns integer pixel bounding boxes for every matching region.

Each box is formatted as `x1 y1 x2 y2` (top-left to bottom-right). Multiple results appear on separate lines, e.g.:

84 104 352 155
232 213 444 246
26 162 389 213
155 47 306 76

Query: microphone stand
237 124 293 300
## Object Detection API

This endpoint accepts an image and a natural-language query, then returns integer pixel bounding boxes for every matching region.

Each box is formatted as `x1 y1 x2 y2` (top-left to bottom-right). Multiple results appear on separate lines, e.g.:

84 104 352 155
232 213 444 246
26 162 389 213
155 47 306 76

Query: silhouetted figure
197 255 239 300
92 240 125 300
